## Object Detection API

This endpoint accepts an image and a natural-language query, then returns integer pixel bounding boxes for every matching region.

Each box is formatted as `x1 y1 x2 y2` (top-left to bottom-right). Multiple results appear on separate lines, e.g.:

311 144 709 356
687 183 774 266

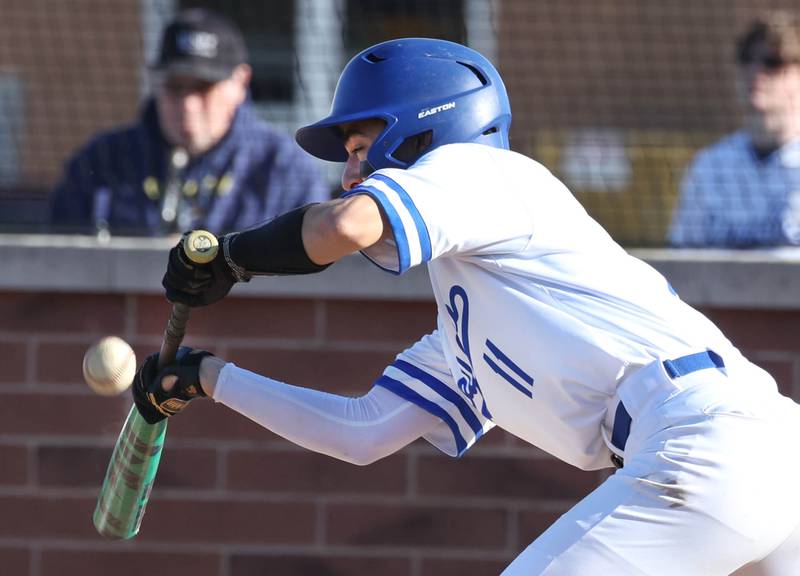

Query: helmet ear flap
391 130 433 165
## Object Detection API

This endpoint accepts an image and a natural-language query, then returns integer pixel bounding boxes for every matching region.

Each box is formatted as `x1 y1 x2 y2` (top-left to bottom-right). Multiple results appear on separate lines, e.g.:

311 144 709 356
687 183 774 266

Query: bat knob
182 230 219 264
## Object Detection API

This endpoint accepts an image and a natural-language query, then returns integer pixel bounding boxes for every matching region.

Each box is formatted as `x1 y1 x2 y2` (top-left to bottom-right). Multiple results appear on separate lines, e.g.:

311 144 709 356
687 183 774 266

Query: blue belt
610 350 725 460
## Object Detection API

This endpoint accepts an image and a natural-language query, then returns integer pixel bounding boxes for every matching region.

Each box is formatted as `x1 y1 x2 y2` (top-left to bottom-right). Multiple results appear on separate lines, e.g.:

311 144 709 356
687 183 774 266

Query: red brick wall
0 290 796 575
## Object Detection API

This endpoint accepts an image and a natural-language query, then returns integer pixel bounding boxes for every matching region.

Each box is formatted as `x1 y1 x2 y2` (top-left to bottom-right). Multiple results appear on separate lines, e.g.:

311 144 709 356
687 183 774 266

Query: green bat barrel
92 232 216 539
93 406 167 539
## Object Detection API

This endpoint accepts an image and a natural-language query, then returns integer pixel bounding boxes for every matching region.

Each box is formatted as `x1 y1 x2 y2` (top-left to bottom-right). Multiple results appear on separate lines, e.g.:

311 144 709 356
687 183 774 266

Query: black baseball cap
152 8 248 83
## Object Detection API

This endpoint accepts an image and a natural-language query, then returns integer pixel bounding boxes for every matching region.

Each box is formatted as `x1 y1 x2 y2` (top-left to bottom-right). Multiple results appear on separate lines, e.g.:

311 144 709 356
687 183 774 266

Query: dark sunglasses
739 52 791 71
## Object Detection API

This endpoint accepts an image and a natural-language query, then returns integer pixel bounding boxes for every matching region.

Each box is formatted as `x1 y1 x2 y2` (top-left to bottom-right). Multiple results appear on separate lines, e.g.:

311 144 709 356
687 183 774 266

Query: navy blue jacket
49 99 330 235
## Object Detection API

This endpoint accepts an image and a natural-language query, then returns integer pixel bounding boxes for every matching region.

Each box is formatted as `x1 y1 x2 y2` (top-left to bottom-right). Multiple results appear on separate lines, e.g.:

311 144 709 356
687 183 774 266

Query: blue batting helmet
295 38 511 172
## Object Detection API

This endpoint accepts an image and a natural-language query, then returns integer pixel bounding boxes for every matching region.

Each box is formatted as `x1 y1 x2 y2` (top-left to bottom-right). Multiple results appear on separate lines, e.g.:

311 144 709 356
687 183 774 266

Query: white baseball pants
502 356 800 576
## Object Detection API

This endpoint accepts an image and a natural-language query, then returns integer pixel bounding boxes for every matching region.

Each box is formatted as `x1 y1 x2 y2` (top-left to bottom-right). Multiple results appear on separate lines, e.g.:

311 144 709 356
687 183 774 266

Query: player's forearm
221 196 384 277
223 205 329 276
206 362 439 465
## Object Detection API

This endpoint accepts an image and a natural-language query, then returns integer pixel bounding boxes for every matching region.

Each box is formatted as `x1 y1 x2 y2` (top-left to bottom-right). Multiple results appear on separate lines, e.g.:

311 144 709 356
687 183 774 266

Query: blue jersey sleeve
374 330 494 457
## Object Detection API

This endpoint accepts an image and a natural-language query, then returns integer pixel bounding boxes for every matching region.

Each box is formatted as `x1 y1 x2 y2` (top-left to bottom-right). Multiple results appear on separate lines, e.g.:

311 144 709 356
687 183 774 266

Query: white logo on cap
177 31 218 58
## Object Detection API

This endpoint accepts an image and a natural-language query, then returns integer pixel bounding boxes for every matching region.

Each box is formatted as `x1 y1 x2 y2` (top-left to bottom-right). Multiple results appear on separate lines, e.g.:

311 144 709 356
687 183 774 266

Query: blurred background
3 2 800 576
1 0 796 245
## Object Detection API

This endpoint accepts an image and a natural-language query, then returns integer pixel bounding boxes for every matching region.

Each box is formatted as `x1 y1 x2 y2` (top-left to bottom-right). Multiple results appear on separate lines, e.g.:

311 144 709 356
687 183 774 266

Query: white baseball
82 336 137 396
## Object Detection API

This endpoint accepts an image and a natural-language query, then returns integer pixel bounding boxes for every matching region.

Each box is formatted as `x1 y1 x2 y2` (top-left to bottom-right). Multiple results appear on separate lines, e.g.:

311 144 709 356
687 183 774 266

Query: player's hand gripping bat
92 230 219 539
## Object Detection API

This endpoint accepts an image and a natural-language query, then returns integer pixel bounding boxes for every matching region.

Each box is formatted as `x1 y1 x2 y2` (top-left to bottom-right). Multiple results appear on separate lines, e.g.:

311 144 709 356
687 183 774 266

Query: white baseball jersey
343 143 745 470
669 130 800 247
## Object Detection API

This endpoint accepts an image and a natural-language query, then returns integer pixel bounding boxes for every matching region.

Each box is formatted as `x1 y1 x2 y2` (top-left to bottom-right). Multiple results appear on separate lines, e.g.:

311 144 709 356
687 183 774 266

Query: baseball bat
92 230 219 539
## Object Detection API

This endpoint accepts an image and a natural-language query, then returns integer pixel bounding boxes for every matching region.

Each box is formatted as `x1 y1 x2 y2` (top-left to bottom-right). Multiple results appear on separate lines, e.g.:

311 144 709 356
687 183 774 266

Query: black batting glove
132 347 214 424
162 232 246 307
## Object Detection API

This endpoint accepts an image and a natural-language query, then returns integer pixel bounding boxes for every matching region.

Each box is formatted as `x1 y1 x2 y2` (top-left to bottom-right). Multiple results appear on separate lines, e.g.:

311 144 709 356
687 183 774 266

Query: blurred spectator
49 8 328 237
668 10 800 247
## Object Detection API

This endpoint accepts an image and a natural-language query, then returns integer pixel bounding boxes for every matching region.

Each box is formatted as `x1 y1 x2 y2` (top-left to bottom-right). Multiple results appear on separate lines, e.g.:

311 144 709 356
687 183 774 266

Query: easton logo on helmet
418 101 456 119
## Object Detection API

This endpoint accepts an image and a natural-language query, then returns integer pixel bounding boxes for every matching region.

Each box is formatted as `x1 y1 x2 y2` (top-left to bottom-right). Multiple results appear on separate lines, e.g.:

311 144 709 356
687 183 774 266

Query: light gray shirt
669 131 800 247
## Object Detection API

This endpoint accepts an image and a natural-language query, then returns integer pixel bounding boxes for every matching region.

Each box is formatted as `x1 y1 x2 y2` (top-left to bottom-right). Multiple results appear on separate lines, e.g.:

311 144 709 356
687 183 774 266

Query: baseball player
134 39 800 575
